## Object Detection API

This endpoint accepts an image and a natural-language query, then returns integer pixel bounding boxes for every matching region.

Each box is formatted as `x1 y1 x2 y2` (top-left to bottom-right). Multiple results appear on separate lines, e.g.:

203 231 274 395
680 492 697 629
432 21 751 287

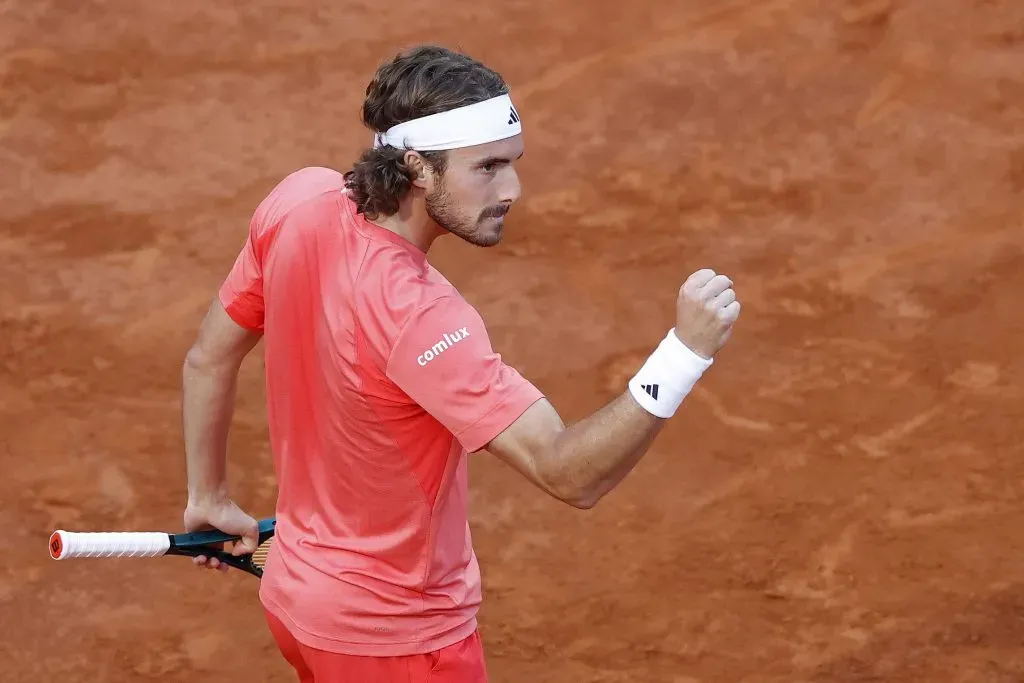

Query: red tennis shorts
264 609 489 683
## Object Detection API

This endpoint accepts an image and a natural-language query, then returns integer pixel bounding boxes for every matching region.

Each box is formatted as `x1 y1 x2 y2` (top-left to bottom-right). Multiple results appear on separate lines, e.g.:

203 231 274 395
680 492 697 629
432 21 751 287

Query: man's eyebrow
475 150 525 166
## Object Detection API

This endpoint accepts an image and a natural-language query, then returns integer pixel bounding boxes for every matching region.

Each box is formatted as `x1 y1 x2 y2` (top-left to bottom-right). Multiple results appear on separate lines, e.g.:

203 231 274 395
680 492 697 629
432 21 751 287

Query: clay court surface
3 0 1024 680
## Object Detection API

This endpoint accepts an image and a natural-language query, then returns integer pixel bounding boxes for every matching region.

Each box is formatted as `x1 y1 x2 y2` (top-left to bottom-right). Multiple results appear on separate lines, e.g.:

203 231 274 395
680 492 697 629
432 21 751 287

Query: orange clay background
2 1 1023 681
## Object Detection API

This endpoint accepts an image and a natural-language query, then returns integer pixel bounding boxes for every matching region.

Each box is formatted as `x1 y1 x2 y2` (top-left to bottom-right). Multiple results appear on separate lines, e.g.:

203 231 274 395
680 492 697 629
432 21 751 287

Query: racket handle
49 530 171 560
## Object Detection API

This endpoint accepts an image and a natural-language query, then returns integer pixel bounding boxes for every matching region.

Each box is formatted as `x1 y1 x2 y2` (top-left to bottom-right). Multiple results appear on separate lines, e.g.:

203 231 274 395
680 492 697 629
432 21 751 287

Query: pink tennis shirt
217 166 544 656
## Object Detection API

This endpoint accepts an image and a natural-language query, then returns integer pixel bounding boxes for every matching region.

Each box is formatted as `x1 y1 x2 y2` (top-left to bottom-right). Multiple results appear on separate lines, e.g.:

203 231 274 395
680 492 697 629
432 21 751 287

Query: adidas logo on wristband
639 384 659 400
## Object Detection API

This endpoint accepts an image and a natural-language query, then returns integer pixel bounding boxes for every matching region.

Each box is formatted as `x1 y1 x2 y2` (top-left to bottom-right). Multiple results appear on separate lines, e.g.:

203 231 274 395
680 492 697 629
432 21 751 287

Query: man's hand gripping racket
48 499 275 579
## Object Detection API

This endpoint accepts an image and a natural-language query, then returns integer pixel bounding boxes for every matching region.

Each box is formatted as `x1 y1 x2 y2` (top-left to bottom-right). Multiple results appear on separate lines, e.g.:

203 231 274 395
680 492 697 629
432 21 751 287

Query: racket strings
252 538 273 569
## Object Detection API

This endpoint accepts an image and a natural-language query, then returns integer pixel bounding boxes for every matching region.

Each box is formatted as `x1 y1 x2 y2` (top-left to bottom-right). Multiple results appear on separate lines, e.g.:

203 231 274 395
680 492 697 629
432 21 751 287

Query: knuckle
707 276 729 292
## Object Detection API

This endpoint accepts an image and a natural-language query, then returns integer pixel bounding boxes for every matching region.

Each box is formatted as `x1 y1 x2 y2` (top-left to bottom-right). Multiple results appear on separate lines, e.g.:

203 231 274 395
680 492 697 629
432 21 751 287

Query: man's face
422 135 524 247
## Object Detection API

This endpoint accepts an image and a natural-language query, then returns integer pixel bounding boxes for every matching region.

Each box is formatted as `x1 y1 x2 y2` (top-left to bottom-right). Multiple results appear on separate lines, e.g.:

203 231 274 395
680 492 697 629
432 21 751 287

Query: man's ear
404 151 430 189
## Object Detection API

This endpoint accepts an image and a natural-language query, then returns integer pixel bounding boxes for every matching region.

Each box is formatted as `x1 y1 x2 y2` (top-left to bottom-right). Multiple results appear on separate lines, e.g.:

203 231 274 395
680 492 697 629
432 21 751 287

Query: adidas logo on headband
508 105 520 125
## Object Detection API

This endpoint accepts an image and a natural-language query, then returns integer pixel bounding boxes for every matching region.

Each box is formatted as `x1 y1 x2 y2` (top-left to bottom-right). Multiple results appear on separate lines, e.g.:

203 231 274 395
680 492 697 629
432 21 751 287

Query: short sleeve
218 227 265 331
385 295 544 452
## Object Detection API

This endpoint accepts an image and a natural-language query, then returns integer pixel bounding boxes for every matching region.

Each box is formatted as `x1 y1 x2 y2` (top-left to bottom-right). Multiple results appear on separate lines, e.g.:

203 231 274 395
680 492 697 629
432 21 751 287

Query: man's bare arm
181 299 262 506
482 393 663 508
483 269 741 509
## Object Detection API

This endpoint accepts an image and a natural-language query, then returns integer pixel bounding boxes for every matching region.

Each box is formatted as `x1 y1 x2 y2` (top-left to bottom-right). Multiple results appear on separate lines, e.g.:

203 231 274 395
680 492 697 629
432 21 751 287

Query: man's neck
368 191 441 253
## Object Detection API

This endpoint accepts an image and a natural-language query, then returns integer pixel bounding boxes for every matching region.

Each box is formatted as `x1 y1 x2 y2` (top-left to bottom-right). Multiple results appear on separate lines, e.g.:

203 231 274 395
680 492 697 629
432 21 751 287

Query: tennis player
180 45 740 682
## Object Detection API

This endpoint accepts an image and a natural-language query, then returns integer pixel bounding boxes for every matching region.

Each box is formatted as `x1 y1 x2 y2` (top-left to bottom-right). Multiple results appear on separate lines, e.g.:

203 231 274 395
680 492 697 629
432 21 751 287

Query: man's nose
499 168 522 204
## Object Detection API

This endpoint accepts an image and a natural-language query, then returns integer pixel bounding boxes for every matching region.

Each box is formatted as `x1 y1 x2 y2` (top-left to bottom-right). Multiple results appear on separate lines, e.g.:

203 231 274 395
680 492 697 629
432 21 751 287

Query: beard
425 182 507 248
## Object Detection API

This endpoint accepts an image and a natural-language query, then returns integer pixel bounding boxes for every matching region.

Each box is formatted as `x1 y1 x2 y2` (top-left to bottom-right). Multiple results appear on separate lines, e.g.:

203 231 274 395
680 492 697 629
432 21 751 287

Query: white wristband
628 329 713 418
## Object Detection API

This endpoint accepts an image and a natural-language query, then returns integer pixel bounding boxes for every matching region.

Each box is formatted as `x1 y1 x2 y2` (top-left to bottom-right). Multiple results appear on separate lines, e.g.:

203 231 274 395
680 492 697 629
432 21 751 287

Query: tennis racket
48 517 276 578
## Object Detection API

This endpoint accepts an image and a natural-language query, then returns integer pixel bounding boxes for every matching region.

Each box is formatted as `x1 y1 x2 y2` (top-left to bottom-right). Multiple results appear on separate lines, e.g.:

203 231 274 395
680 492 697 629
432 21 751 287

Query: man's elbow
548 476 602 510
183 343 212 375
566 492 600 510
182 300 262 377
182 342 235 378
532 446 603 510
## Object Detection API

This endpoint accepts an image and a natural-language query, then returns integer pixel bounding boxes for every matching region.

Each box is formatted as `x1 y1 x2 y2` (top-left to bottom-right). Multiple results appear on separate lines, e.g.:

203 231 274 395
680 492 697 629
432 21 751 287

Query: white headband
373 94 522 152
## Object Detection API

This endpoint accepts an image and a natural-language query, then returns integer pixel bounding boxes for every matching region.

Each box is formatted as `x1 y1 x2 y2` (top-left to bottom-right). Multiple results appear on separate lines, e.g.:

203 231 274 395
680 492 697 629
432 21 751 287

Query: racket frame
165 517 277 577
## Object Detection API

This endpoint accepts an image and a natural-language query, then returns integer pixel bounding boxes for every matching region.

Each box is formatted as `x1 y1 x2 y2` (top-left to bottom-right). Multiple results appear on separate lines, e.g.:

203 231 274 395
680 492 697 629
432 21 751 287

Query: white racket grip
49 530 171 560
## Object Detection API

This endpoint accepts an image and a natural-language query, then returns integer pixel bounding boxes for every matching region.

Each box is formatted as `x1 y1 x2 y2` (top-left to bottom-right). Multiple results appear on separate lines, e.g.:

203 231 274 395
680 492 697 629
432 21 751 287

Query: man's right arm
480 392 663 508
483 268 741 509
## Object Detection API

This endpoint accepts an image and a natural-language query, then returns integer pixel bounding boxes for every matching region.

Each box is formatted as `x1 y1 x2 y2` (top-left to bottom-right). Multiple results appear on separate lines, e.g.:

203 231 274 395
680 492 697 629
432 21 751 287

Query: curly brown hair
343 45 510 219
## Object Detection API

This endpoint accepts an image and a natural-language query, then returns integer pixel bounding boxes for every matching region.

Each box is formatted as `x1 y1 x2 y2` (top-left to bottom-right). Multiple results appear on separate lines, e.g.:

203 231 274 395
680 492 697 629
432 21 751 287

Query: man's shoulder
272 166 346 194
251 166 347 234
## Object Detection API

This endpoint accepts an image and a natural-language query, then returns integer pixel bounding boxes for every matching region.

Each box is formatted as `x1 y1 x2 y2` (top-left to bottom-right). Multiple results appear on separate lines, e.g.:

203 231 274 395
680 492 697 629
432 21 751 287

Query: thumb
232 519 260 555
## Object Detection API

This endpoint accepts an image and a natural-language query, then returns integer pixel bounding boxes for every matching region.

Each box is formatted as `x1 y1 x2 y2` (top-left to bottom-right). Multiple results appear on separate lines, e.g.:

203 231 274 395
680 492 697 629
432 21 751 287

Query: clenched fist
673 269 741 360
